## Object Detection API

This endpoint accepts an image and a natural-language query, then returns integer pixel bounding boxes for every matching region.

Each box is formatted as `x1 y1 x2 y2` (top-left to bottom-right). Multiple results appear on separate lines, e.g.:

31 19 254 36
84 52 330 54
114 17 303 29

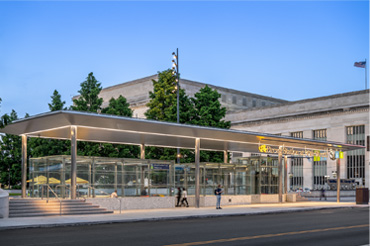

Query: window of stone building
252 99 256 107
313 129 327 190
346 125 365 185
290 131 303 190
221 94 226 103
290 131 303 138
232 96 237 104
242 97 247 106
261 101 266 106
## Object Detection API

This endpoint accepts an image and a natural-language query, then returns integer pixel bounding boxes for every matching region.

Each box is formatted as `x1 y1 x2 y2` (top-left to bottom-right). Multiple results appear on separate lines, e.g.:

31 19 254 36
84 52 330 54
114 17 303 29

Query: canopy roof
0 110 363 154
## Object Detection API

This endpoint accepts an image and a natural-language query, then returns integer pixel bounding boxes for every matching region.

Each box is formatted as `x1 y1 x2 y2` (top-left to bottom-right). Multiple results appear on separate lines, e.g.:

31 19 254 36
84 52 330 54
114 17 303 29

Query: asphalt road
1 208 368 246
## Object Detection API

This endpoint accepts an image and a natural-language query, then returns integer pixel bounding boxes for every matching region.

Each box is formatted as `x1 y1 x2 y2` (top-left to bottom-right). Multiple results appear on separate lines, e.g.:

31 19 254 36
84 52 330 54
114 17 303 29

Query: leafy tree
102 96 132 117
71 72 103 112
48 90 66 111
28 90 70 158
0 110 22 188
144 70 195 161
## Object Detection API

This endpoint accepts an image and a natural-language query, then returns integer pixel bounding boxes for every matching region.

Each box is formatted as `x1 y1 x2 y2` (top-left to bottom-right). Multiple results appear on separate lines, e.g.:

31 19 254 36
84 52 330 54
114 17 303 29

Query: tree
144 69 195 161
0 110 22 188
191 85 231 162
28 90 70 158
71 72 103 112
102 96 132 117
48 90 66 111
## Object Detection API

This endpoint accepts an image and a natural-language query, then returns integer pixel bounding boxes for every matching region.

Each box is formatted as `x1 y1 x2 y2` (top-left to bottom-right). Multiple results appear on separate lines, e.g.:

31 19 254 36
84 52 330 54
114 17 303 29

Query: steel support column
336 158 341 203
284 156 288 195
21 135 27 198
70 126 77 199
278 147 283 203
195 138 200 208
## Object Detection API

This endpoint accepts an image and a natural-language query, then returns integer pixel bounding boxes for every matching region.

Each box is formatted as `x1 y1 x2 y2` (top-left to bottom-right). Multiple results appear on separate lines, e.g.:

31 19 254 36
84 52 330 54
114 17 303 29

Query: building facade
80 75 287 118
226 90 370 190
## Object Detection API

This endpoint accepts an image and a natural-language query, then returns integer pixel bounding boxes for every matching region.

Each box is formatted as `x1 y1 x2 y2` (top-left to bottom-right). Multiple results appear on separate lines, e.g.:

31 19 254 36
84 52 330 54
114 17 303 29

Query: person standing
215 184 223 209
320 188 326 201
176 187 182 207
181 188 189 207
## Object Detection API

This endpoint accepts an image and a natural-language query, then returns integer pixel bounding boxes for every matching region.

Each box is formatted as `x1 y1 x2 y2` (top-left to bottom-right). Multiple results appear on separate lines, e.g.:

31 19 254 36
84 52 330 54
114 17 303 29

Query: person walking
176 187 182 207
215 184 223 209
320 188 326 201
181 188 189 207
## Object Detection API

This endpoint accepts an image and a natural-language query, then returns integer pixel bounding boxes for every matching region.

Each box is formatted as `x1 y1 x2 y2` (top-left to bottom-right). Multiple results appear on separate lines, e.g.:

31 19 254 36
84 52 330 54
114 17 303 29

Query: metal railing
40 184 62 216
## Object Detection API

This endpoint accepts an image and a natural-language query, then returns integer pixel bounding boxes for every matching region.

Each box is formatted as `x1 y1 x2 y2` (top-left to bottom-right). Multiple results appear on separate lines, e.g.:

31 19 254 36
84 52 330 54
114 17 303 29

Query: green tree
144 70 195 161
0 110 22 188
48 90 66 111
100 95 139 158
28 90 70 158
102 96 132 117
71 72 103 112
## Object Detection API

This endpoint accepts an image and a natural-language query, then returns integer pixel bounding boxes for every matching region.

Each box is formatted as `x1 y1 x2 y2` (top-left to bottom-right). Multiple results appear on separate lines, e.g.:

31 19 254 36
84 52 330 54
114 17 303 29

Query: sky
0 1 368 118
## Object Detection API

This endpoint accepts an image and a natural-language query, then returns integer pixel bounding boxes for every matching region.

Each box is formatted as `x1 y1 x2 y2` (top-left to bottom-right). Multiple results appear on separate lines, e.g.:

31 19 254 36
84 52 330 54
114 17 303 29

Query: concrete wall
87 197 175 211
0 189 9 218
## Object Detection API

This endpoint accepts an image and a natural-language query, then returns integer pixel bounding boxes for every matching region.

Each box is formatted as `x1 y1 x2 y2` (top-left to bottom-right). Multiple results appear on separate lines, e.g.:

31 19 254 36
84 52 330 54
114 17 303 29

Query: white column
284 156 288 195
21 135 27 198
195 138 200 208
70 126 77 199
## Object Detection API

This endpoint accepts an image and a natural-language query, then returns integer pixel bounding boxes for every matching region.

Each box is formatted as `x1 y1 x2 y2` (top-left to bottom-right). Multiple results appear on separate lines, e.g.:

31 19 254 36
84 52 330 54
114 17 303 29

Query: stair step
9 199 113 217
9 210 113 218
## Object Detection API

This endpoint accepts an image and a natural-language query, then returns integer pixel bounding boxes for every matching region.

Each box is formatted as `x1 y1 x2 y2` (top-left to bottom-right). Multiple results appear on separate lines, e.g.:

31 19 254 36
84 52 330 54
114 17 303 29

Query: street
0 207 368 246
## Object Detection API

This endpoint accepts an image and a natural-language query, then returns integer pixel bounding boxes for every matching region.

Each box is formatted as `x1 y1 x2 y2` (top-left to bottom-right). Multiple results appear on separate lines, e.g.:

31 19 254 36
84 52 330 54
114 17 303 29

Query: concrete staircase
9 199 113 217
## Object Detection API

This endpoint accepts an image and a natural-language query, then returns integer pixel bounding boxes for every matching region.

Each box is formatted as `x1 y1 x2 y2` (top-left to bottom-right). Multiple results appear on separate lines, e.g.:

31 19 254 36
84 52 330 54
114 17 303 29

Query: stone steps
9 199 113 217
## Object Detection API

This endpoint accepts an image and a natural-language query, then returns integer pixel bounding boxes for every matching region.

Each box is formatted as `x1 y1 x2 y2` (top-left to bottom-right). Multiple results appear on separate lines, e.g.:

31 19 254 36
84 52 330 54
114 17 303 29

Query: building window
221 94 226 103
290 158 303 191
291 131 303 138
261 101 266 107
346 125 365 185
232 96 237 104
242 97 247 106
313 129 327 190
252 99 256 107
290 131 303 190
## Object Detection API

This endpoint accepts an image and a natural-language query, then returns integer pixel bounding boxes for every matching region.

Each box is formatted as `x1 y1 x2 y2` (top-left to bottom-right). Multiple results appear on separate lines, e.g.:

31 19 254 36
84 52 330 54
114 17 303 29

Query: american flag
354 61 366 68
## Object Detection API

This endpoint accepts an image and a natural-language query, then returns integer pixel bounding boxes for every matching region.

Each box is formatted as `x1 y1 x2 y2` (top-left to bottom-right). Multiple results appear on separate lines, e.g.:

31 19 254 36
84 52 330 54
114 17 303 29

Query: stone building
226 89 370 190
85 75 287 118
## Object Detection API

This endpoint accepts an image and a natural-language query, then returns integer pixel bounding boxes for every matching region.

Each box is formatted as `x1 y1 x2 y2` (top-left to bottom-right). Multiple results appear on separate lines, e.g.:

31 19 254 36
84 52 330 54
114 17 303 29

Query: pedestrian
215 184 223 209
181 188 189 207
176 187 182 207
320 188 326 201
110 189 118 198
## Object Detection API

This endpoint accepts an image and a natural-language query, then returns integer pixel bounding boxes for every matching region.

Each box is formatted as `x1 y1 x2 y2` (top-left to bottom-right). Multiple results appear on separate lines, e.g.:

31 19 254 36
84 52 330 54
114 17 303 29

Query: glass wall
29 155 280 198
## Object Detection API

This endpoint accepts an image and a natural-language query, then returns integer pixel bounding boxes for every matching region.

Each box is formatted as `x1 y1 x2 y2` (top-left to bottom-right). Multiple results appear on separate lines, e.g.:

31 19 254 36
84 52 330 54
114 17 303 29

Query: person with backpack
215 184 223 209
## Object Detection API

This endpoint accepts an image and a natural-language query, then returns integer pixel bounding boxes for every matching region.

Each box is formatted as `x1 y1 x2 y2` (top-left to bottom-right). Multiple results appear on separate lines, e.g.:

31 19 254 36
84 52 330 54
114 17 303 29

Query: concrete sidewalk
0 201 368 231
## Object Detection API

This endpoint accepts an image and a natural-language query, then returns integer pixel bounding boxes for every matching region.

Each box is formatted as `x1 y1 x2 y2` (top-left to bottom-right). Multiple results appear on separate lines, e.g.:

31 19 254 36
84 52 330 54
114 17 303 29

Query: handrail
55 184 72 199
40 184 62 216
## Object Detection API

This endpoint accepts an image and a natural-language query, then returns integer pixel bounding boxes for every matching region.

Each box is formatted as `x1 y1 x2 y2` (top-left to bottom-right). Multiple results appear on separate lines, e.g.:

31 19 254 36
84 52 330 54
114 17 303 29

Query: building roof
0 110 362 154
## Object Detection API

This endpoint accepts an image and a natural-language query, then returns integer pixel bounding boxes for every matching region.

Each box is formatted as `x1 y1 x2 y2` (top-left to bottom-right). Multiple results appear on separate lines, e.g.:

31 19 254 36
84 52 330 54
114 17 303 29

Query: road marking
165 224 369 246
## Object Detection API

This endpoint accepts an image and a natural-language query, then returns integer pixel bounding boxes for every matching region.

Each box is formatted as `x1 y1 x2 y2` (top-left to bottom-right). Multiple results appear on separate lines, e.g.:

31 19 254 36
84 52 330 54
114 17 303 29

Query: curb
0 205 365 231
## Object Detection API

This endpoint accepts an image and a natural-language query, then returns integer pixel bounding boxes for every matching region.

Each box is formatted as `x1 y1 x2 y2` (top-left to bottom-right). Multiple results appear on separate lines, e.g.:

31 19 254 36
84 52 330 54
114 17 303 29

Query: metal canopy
0 110 362 153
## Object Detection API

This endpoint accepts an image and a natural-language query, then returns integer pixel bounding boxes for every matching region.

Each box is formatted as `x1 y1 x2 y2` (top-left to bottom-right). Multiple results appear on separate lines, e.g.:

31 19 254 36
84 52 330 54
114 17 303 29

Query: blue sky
0 1 368 117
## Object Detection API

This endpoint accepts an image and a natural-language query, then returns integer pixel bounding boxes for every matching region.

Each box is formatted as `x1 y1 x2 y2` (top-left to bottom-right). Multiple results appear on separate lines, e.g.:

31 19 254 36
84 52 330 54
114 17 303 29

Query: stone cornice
231 105 369 127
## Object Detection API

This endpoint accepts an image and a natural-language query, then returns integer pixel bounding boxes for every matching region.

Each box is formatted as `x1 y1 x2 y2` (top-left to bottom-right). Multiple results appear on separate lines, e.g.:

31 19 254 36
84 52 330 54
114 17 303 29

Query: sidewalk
0 201 368 231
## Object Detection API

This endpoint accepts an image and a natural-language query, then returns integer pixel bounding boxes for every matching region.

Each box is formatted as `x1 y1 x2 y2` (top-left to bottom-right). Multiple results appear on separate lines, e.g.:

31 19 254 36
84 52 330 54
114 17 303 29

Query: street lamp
172 48 180 164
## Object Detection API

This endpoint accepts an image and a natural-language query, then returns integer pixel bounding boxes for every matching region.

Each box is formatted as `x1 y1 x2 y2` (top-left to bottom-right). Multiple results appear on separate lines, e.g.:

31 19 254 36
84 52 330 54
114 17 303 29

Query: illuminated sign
258 145 342 159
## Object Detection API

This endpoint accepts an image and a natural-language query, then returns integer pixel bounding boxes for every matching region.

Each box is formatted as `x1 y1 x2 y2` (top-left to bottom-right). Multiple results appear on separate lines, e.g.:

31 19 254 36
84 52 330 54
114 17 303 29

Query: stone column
70 126 77 200
195 138 200 208
284 156 288 195
21 135 27 198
